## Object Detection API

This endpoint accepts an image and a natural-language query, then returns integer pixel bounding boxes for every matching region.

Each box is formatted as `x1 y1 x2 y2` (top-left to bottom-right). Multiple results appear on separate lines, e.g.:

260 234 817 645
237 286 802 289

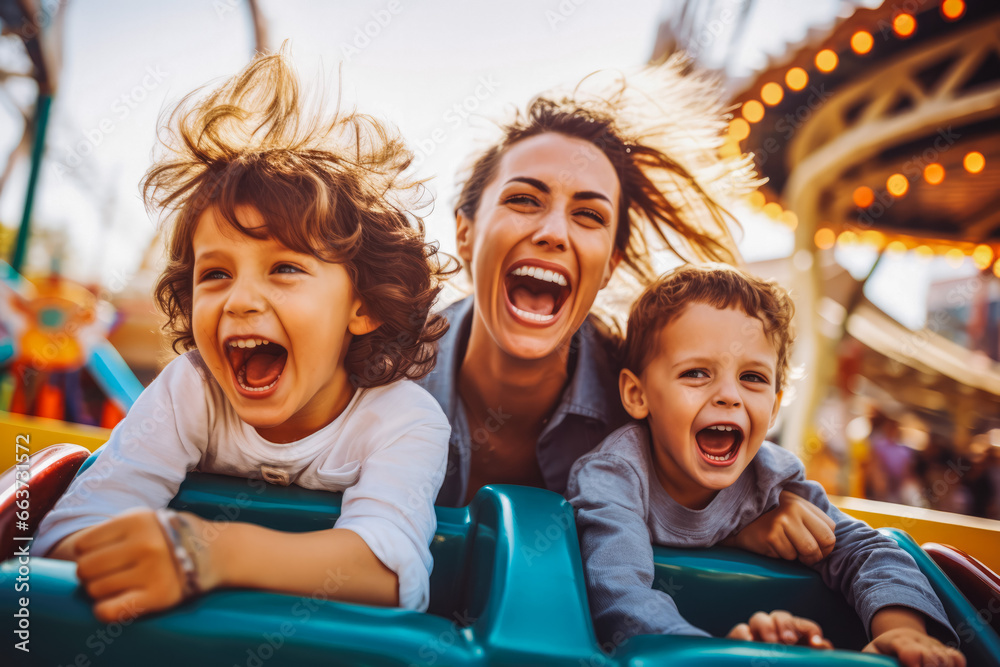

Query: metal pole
10 93 52 273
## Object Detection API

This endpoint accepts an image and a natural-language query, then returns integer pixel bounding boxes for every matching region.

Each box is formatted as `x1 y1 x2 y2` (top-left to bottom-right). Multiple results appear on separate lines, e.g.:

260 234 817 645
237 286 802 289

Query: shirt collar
424 296 618 429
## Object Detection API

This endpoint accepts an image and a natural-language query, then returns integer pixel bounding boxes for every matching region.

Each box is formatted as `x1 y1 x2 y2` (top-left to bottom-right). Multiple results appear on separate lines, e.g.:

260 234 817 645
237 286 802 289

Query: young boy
34 48 451 622
567 264 964 667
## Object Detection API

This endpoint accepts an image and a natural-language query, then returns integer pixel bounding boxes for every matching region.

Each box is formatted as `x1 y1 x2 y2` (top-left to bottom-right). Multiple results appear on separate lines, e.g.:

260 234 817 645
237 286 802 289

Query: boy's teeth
511 305 555 323
707 425 734 431
704 449 737 462
512 265 568 287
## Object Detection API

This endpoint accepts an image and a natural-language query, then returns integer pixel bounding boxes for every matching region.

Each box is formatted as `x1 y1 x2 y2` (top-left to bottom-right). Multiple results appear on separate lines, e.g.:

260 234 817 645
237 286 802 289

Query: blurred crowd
861 415 1000 520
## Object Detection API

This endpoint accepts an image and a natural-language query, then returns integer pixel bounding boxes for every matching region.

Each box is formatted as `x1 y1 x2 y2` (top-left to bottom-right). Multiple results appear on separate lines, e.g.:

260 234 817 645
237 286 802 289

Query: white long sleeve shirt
35 351 450 611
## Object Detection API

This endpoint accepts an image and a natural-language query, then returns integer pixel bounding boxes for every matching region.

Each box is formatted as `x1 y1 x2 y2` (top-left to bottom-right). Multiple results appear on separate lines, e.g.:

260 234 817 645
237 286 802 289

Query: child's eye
741 372 770 384
681 369 709 379
199 269 230 282
273 263 304 275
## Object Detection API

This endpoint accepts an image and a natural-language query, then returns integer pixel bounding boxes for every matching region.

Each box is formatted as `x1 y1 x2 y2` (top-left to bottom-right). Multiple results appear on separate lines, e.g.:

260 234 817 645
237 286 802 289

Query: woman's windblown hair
455 53 762 325
145 45 455 387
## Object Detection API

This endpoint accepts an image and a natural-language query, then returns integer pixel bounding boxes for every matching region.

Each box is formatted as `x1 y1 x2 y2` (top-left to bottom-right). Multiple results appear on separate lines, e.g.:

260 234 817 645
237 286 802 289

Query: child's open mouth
225 337 288 395
503 263 572 325
695 424 744 466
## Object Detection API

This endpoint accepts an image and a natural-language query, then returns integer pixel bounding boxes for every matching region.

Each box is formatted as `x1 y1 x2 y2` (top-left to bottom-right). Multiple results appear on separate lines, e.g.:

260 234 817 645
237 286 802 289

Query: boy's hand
727 610 833 648
863 628 965 667
723 491 836 565
72 508 188 623
866 607 965 667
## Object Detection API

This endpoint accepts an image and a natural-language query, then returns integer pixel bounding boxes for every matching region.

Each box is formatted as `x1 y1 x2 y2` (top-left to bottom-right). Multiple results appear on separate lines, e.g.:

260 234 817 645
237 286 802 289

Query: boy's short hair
144 48 455 388
623 264 795 390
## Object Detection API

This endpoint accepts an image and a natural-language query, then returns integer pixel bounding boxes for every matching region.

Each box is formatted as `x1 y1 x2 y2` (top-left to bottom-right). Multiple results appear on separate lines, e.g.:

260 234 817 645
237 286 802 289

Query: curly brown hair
144 48 455 388
623 264 795 391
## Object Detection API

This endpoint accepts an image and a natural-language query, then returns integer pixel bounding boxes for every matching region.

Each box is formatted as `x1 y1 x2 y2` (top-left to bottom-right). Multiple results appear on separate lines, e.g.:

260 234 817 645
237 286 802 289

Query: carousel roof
728 0 1000 261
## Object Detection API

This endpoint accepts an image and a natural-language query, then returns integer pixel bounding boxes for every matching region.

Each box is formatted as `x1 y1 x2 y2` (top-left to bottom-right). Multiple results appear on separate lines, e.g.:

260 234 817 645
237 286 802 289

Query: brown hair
144 47 455 387
455 58 758 286
623 265 795 390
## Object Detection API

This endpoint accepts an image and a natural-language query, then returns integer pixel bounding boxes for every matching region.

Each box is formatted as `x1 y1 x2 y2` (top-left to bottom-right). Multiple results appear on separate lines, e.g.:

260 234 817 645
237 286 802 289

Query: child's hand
863 628 965 667
72 508 189 623
723 491 836 566
727 610 833 649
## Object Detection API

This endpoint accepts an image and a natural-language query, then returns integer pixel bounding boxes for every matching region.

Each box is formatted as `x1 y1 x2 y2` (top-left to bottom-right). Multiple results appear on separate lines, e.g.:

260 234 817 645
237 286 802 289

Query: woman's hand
727 610 832 648
72 509 186 623
722 491 836 565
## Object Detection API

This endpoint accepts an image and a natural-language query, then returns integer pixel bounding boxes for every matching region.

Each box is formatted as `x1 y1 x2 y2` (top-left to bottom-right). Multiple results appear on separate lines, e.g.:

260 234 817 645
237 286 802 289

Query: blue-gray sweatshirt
567 421 956 645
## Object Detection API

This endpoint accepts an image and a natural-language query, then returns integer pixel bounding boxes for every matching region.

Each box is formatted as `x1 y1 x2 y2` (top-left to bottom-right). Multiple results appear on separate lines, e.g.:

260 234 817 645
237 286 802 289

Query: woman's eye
504 194 539 207
575 208 607 225
682 369 709 379
741 373 769 384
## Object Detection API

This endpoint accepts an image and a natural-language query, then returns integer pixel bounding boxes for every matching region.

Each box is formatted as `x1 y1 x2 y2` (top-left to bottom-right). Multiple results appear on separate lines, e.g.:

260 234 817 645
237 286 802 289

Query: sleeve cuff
335 518 430 612
856 582 958 645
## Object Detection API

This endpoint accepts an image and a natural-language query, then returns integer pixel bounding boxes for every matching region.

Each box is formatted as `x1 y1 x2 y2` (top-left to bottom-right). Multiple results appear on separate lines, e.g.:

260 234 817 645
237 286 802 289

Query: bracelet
155 509 205 599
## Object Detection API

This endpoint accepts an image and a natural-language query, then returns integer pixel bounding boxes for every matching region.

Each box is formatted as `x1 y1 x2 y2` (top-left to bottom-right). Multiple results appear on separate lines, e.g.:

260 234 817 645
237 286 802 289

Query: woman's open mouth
503 263 572 326
225 337 288 396
695 424 744 466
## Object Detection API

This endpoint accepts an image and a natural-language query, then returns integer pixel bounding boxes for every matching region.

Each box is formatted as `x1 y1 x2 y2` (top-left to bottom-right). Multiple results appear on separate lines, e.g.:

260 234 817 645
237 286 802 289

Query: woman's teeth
510 265 568 287
512 306 555 323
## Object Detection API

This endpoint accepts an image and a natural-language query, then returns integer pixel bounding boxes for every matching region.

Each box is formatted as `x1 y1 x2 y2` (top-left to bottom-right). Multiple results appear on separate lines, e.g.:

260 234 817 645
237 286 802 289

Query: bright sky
0 0 975 329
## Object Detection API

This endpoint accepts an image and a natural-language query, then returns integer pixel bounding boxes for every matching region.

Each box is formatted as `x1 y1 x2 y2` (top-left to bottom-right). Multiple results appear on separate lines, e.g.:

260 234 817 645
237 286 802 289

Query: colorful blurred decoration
0 268 131 429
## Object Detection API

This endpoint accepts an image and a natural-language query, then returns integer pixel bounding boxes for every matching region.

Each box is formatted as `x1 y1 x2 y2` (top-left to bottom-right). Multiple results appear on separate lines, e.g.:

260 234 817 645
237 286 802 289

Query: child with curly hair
34 48 452 621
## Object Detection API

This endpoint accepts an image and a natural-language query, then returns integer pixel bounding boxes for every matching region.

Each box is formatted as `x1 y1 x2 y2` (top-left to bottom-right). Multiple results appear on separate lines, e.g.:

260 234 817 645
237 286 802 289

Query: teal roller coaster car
2 451 999 666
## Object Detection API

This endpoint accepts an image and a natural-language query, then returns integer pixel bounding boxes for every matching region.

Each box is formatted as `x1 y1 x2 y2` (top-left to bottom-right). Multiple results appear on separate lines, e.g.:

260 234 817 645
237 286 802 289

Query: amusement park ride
1 1 999 665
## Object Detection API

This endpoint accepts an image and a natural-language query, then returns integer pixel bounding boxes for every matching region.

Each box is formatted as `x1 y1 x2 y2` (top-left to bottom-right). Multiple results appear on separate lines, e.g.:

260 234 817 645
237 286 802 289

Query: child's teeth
228 338 270 348
236 367 279 393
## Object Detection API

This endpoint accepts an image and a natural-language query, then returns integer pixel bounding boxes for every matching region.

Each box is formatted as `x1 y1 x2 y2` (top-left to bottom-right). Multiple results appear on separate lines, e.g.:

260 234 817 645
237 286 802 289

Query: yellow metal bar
1 411 108 472
833 495 1000 573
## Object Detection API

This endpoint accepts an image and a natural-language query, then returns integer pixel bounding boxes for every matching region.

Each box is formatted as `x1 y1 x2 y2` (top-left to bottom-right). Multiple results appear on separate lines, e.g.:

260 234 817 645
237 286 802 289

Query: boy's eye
741 372 770 384
682 369 709 379
273 263 303 275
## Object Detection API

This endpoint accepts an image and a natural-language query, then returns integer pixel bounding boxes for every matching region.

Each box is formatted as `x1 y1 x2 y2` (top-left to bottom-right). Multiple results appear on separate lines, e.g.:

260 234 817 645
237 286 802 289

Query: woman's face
457 132 622 360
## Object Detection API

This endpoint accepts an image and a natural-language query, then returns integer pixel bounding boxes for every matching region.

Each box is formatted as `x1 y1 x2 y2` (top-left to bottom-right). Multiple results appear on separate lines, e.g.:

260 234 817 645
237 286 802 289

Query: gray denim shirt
418 297 629 507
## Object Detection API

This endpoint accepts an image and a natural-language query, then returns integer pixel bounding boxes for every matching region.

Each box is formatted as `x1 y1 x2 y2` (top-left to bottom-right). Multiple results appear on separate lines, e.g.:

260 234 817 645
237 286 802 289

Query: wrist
156 510 225 595
871 606 926 638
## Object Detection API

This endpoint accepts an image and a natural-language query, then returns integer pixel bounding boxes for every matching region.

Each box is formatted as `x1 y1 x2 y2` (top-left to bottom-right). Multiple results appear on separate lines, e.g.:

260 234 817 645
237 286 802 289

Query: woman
420 59 833 562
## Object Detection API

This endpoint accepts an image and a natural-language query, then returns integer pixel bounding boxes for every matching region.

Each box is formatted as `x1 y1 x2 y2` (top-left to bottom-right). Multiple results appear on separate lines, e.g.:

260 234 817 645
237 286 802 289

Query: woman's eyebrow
505 177 612 204
572 191 612 204
505 176 549 193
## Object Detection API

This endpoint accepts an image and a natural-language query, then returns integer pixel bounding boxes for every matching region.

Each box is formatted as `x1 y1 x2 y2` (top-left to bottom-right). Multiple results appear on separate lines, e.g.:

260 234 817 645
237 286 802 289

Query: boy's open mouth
225 337 288 393
503 263 572 324
695 424 744 466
